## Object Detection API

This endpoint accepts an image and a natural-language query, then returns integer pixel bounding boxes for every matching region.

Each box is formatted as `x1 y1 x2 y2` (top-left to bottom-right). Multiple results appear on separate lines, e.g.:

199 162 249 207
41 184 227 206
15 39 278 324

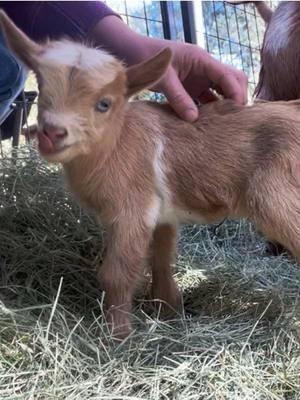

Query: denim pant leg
0 32 27 124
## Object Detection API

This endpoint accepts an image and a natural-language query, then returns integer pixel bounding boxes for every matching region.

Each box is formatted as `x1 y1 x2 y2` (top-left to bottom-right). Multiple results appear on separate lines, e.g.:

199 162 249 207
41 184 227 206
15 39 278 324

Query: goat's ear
126 48 172 98
0 10 42 70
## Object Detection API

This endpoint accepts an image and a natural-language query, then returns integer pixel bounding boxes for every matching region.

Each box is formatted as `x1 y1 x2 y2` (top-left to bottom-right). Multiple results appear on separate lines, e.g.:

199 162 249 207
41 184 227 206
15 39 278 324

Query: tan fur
149 223 181 314
230 2 300 101
2 10 300 337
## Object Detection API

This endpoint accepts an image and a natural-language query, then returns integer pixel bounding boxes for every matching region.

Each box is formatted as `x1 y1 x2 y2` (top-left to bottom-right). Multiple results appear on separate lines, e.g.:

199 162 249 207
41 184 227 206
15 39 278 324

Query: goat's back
131 99 300 221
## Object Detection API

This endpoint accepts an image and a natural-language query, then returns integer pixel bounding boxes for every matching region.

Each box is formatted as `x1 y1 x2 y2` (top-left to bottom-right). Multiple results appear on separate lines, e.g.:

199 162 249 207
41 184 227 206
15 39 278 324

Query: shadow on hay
181 271 284 321
138 264 288 327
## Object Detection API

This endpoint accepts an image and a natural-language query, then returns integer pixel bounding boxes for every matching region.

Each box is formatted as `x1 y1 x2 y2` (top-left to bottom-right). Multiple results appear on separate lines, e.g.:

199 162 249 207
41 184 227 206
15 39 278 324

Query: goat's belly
159 207 208 225
157 204 226 226
145 195 228 228
145 197 205 227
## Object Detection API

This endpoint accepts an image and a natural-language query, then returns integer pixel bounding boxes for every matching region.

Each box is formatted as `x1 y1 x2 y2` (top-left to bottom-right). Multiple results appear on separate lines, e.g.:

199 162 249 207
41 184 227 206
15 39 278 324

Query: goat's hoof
152 282 182 318
106 309 133 340
265 241 286 256
109 322 132 340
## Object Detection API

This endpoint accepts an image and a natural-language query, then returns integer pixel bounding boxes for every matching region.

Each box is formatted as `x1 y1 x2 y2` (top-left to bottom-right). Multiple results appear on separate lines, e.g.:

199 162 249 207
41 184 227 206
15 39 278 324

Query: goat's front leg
150 223 182 315
97 217 152 338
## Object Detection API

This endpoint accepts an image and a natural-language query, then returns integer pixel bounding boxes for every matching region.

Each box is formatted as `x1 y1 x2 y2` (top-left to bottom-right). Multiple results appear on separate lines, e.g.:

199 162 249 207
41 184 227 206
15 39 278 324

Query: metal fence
198 1 278 94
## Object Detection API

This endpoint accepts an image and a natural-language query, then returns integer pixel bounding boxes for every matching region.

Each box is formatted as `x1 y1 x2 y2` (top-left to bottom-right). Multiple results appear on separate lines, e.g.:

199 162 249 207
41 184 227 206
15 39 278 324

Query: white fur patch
151 137 208 227
264 2 296 54
152 138 174 224
153 138 167 194
42 110 82 129
41 41 116 78
145 195 161 229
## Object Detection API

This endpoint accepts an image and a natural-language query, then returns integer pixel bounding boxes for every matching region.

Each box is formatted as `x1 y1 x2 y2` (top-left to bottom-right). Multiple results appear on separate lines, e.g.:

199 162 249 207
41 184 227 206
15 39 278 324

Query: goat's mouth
37 131 71 156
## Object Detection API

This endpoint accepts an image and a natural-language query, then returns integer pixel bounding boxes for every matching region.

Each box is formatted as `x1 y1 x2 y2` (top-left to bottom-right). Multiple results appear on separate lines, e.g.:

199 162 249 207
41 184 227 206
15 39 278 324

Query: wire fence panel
105 0 165 38
200 1 278 95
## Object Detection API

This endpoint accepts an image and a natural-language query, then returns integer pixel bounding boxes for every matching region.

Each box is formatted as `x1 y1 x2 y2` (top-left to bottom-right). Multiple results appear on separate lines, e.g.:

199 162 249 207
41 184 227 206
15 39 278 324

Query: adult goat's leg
249 180 300 262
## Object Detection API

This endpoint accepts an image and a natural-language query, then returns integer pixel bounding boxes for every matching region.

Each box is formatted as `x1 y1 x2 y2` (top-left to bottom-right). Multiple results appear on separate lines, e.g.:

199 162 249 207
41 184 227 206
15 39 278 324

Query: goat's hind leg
149 223 182 315
250 183 300 262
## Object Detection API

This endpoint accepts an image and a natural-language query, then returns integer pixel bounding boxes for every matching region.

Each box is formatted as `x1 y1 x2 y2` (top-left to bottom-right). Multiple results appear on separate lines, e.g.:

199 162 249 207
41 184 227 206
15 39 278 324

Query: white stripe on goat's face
42 110 82 128
41 40 116 73
39 41 120 90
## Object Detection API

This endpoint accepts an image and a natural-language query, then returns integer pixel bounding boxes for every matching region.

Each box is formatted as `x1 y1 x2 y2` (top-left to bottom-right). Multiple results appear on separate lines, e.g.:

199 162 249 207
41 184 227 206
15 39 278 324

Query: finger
161 70 199 122
237 72 249 102
219 73 247 104
205 61 248 104
217 72 247 104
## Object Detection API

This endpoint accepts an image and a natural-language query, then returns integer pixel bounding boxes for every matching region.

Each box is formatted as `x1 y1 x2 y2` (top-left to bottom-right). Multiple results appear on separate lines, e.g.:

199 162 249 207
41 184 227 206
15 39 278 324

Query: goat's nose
43 123 67 142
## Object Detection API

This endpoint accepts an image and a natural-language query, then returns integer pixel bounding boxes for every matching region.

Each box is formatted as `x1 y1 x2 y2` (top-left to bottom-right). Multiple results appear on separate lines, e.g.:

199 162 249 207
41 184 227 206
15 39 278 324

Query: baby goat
1 11 300 337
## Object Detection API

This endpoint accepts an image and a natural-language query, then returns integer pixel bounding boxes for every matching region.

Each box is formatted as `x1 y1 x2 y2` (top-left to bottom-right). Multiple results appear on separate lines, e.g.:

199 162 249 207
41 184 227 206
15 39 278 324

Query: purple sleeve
0 1 119 41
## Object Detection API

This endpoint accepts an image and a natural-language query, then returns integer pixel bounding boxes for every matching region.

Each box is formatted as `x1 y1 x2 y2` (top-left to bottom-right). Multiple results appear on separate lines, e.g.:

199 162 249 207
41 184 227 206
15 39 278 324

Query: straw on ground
0 146 299 400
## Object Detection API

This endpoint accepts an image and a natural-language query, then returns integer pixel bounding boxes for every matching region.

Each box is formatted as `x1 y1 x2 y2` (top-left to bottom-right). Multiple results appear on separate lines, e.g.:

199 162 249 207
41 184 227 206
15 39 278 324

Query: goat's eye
96 98 111 113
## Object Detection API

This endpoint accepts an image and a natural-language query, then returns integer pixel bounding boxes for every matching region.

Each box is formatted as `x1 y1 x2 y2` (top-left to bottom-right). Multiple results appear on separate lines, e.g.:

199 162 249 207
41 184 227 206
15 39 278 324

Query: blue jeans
0 32 26 124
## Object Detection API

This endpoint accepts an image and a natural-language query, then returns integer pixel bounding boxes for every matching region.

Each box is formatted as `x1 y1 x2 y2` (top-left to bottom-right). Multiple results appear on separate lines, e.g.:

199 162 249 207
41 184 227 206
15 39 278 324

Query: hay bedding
0 145 299 400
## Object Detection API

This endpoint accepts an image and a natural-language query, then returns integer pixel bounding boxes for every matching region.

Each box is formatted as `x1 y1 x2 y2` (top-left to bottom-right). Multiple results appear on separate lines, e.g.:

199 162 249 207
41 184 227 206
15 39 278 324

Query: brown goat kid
2 11 300 337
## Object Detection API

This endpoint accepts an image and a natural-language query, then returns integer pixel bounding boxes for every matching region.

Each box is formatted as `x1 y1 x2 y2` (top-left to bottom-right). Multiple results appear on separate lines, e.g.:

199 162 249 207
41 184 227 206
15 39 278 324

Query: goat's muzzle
38 123 68 155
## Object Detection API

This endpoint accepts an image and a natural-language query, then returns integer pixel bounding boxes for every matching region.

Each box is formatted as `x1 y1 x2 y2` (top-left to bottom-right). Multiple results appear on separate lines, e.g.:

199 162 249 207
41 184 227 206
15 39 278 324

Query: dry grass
0 145 300 400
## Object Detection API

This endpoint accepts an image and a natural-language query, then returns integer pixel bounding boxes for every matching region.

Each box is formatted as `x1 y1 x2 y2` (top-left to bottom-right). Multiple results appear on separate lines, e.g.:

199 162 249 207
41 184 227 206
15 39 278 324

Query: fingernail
184 108 198 122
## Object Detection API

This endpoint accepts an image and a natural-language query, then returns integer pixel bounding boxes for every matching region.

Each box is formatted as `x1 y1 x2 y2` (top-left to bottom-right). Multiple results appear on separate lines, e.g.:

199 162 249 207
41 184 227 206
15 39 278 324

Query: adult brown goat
229 1 300 100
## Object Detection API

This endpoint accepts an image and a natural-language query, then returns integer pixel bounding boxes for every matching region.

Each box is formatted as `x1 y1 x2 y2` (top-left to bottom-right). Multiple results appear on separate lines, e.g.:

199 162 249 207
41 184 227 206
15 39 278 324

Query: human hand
91 15 248 122
146 38 248 121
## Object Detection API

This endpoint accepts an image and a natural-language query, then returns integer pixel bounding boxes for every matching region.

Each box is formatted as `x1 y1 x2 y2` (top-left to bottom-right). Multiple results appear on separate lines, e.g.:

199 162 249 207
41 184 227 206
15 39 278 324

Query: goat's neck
63 102 155 182
62 103 157 219
62 115 128 204
64 115 123 176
